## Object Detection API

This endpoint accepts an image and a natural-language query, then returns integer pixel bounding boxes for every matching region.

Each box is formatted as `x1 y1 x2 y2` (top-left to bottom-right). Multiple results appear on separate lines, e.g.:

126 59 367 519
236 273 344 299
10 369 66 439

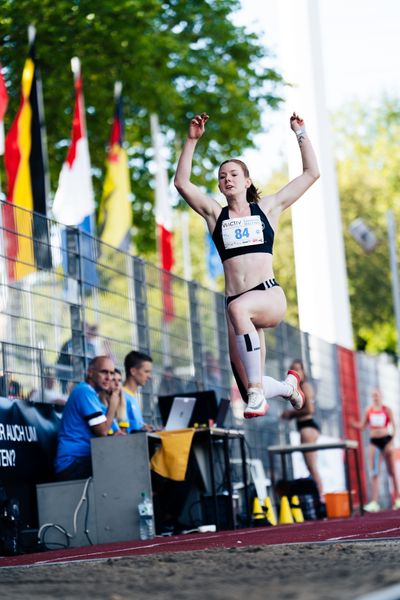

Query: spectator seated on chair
54 356 119 481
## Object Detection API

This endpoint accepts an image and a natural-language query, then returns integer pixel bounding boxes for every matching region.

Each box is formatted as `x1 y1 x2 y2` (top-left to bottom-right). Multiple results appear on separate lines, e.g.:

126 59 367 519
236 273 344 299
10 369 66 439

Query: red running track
2 510 400 569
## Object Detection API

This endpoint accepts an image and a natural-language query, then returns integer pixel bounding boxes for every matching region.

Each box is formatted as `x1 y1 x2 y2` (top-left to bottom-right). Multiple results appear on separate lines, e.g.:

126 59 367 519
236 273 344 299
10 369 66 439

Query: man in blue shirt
55 355 118 480
123 350 154 432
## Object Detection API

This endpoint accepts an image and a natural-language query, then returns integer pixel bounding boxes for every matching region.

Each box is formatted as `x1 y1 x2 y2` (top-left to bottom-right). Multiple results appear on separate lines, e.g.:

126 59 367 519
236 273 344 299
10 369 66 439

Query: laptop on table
158 391 231 430
164 396 197 431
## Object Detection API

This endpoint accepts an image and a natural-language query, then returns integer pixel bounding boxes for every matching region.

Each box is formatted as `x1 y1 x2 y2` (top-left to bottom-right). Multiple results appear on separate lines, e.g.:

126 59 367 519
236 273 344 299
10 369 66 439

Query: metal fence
1 201 399 505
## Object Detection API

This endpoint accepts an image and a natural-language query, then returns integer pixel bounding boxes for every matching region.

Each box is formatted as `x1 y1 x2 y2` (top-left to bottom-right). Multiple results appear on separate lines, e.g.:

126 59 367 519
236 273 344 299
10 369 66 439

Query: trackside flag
3 26 52 281
150 113 174 322
0 64 8 156
52 57 95 226
205 228 223 280
98 81 132 249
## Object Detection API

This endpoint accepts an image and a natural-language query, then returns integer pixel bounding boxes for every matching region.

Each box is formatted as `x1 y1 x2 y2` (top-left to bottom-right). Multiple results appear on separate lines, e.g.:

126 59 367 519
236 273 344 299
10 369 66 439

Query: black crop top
212 203 275 263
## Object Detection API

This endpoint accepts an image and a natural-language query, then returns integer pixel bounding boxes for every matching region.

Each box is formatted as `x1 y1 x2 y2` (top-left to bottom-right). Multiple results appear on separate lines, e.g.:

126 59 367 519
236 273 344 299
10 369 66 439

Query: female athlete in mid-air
174 111 320 418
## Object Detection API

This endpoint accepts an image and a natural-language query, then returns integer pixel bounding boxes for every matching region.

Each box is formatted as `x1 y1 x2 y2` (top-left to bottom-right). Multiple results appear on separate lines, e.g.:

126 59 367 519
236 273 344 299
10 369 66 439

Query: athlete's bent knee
227 300 247 324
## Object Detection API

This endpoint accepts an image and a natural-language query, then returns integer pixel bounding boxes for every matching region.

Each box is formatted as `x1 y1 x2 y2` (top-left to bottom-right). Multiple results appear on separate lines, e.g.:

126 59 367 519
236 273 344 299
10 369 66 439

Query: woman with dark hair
281 359 323 499
351 388 400 512
174 111 320 419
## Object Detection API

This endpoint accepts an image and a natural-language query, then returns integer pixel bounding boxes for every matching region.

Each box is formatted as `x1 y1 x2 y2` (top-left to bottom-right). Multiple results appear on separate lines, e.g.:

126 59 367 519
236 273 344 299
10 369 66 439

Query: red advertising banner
336 345 368 505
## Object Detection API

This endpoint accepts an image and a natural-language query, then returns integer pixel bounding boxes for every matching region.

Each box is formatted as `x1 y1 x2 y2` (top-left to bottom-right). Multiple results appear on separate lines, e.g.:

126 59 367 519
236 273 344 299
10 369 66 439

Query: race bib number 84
222 215 264 250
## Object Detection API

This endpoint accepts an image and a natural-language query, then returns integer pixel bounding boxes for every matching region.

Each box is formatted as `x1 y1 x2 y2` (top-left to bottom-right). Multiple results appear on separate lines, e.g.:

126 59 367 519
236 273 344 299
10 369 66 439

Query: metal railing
1 200 399 506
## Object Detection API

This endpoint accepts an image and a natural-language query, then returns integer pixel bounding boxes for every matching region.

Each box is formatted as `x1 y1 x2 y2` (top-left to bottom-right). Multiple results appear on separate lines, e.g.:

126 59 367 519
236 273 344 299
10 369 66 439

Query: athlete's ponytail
246 183 261 204
218 158 261 203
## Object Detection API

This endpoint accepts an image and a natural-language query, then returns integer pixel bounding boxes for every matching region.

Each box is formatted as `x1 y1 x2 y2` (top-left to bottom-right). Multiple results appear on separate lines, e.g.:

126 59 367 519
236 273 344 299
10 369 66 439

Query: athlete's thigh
383 441 395 465
300 428 319 445
228 288 287 328
226 314 237 355
369 444 381 472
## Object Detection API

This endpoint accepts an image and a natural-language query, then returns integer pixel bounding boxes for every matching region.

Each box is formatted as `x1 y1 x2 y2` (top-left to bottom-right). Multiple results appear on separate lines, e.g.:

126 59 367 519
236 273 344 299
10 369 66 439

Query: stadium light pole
386 210 400 363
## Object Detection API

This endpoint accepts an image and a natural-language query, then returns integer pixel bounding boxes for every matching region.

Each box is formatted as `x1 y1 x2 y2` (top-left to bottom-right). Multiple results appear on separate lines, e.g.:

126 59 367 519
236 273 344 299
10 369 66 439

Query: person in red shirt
352 388 400 512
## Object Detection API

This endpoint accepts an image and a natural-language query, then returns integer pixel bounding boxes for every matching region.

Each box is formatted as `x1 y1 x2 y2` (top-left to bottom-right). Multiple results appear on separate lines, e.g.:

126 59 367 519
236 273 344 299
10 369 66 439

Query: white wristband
295 127 306 138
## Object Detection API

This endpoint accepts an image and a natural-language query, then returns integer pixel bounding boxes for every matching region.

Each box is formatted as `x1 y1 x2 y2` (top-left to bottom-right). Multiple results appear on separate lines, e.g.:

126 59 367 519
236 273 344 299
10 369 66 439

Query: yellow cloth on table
150 428 196 482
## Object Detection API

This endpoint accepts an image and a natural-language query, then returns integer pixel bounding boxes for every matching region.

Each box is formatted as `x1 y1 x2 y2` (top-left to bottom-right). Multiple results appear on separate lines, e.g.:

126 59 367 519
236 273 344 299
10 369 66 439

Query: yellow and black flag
3 25 51 281
98 82 132 250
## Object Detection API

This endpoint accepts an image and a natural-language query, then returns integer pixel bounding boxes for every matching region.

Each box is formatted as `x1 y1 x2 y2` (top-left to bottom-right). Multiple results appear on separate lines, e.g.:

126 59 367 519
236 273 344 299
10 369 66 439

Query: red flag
150 113 174 322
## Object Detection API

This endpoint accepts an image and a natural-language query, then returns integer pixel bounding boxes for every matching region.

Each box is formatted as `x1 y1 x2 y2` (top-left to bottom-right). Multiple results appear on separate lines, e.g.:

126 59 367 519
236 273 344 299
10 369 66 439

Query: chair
231 458 271 502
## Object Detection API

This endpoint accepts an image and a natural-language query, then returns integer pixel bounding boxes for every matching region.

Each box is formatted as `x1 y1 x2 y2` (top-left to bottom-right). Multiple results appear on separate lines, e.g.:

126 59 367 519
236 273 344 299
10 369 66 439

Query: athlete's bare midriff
223 252 275 296
370 427 391 438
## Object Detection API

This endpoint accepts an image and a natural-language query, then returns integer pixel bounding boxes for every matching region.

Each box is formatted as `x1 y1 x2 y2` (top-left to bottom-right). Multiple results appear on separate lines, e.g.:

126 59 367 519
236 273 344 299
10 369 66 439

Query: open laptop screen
164 397 196 431
158 390 220 428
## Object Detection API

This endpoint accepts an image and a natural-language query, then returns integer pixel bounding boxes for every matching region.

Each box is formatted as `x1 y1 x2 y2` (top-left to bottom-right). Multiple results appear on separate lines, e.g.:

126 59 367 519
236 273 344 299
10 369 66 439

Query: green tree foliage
333 97 400 354
1 0 283 255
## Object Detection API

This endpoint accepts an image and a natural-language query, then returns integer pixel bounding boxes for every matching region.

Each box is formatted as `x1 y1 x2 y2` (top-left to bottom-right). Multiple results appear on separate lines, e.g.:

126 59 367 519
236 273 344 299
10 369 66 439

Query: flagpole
181 211 192 281
0 58 9 196
387 210 400 363
28 24 51 213
0 60 7 327
150 113 173 362
114 80 122 101
71 57 81 85
71 57 88 141
23 24 38 349
70 56 96 238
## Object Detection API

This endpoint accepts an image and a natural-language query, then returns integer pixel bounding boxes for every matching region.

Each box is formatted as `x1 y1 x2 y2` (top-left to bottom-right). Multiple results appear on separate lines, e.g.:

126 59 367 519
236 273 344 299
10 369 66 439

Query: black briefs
296 418 320 433
370 435 392 451
225 278 279 308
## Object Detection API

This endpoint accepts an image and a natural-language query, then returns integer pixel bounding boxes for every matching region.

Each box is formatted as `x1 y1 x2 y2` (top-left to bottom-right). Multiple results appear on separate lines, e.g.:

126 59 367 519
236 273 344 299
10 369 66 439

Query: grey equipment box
91 433 153 543
36 478 97 548
37 434 154 547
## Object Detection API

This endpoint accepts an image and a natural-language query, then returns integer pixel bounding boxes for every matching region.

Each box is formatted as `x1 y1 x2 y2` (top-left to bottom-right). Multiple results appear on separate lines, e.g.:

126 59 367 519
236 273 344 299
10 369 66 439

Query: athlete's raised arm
174 113 221 224
262 112 320 225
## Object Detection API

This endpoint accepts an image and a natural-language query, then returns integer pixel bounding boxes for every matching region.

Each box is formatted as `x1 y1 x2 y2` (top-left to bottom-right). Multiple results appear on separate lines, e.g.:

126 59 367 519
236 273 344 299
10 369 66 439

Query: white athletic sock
262 375 292 400
236 331 262 386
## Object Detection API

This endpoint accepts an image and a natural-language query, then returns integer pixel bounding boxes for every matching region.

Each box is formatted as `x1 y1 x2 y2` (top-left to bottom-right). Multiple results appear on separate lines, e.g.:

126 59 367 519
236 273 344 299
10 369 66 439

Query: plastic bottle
299 494 317 521
138 492 154 540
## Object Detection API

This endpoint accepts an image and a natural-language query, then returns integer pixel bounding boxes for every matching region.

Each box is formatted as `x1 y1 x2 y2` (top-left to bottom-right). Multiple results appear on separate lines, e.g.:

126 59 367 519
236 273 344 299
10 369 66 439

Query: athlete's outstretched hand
290 112 305 134
188 112 209 140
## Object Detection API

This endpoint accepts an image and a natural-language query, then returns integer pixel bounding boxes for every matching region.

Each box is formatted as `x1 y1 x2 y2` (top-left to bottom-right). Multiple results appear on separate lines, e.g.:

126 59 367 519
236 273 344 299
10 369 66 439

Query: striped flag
53 58 97 291
205 228 224 280
0 64 8 156
150 113 174 322
3 26 52 281
98 81 132 249
52 57 95 227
